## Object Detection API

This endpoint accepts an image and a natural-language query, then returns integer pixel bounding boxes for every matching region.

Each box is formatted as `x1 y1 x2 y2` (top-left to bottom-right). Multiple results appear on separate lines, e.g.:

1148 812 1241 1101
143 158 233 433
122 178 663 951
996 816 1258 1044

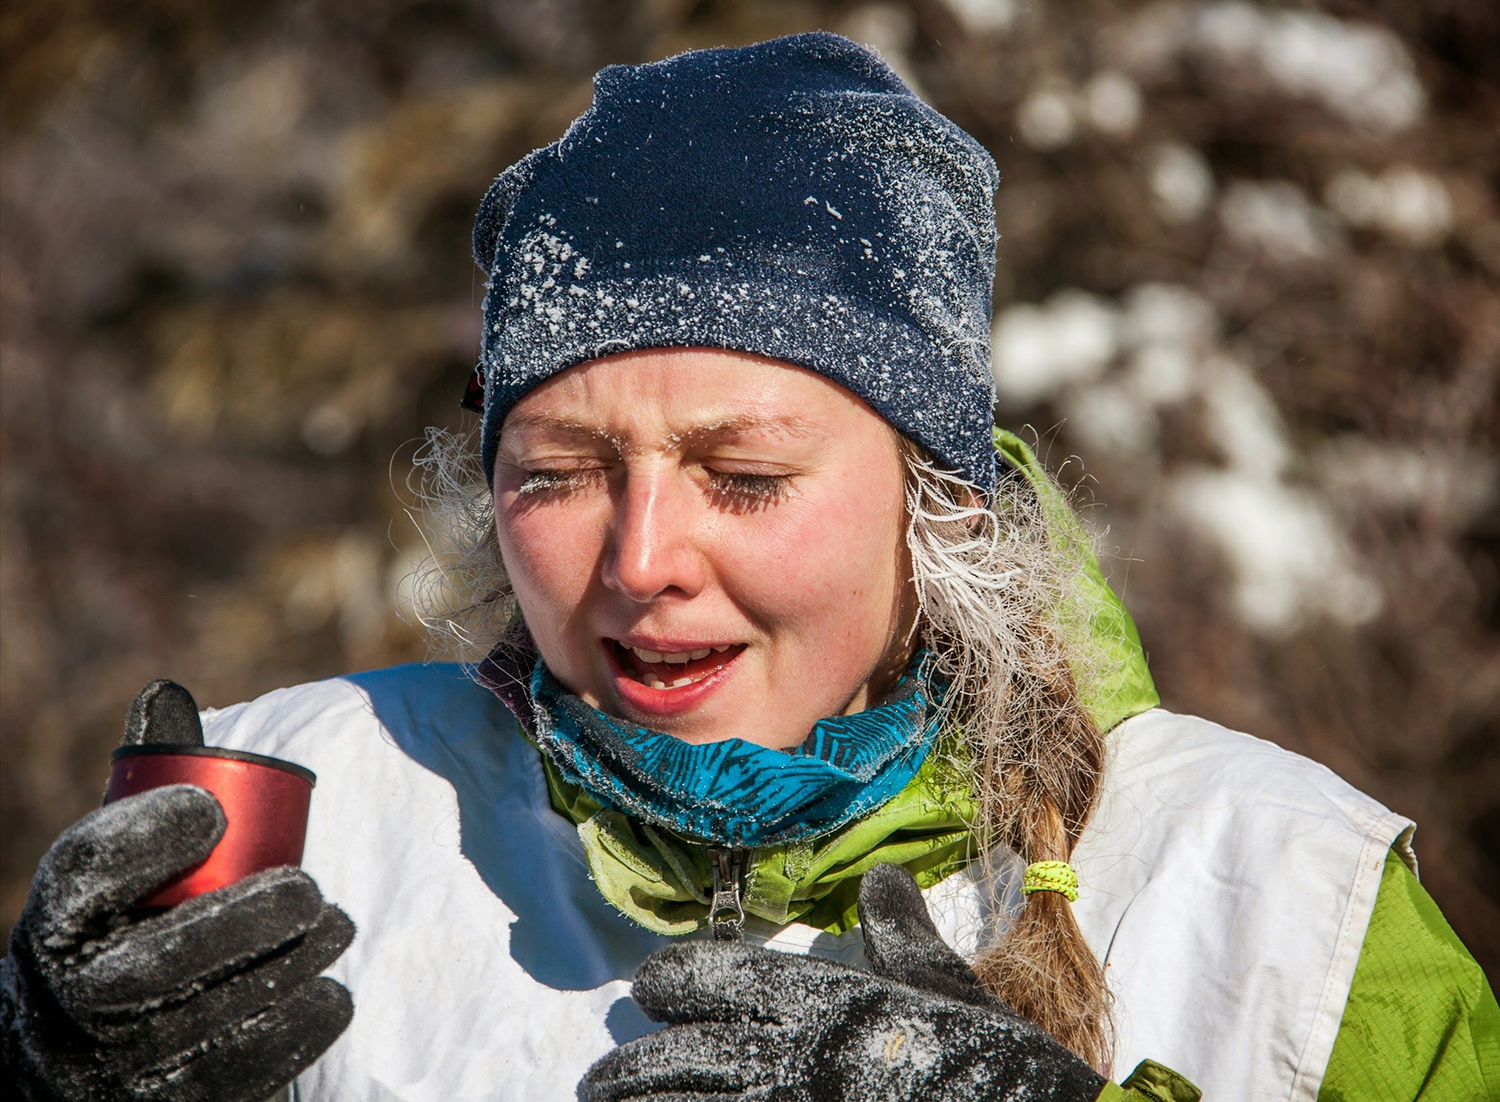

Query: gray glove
582 862 1106 1102
1 682 354 1102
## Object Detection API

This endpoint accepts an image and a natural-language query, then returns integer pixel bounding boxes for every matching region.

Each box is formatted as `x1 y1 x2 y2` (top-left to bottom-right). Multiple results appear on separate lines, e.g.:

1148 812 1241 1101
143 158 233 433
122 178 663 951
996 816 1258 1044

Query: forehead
501 347 891 445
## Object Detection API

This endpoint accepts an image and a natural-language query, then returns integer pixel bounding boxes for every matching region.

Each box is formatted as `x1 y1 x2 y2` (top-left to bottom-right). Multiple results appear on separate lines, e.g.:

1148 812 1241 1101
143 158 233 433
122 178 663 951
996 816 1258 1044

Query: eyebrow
676 414 825 446
502 412 826 448
501 413 617 444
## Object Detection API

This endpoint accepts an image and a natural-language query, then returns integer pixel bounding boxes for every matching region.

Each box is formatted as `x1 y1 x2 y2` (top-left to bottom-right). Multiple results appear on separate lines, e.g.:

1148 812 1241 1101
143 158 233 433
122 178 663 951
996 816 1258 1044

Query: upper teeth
627 644 728 664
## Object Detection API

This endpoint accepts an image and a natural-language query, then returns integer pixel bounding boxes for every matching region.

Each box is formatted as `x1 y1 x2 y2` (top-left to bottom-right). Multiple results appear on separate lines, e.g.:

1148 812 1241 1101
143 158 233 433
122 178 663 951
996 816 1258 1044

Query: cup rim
110 744 317 785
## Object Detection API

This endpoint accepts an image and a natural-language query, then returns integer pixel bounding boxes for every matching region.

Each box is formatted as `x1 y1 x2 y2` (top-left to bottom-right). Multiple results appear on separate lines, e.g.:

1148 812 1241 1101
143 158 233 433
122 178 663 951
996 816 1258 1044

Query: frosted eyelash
706 471 790 504
517 469 598 495
517 468 789 503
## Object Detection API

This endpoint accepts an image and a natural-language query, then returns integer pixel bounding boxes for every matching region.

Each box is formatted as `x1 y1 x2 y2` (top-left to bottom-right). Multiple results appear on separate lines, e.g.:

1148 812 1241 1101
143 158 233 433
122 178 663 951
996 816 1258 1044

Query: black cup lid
110 744 316 785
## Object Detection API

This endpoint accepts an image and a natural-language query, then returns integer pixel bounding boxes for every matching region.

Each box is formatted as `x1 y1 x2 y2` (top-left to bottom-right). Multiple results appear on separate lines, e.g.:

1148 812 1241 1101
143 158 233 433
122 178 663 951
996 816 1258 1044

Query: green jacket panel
1319 848 1499 1101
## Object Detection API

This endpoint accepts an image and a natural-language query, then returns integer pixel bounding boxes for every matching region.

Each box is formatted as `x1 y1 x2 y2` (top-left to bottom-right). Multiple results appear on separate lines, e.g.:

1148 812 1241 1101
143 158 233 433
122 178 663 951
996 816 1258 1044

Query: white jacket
201 662 1413 1102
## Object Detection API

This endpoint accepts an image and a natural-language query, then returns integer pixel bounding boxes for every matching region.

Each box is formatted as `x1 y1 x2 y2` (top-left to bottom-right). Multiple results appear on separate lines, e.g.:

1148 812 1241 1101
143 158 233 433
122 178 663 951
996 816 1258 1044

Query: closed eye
517 468 606 495
515 466 791 507
705 471 791 510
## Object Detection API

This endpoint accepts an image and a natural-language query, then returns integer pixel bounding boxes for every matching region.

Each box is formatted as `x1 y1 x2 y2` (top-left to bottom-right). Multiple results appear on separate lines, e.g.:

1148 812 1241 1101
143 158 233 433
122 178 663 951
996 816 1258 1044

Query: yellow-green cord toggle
1023 861 1079 902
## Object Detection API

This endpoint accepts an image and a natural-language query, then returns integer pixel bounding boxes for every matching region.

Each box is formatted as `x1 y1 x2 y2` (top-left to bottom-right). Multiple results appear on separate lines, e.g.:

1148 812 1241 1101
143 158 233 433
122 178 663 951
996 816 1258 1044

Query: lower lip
604 643 741 717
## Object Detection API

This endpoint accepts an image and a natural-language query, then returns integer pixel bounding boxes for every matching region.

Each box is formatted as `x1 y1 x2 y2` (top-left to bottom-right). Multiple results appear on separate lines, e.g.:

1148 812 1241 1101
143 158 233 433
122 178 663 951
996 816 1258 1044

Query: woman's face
492 348 915 750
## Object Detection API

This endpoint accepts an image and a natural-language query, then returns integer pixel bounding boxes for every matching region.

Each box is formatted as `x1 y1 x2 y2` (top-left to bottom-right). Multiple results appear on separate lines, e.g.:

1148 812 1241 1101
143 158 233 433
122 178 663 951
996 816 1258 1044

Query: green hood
538 428 1158 935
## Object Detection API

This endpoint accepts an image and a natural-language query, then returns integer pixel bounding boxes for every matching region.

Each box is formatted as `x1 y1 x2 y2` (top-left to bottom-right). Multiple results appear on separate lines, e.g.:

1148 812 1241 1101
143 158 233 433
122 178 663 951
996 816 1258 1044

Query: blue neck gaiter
529 659 943 848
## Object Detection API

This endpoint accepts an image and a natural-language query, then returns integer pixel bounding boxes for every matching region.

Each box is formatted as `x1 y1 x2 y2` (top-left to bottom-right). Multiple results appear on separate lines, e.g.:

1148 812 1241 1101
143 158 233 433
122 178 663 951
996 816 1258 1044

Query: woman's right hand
0 784 354 1102
584 863 1106 1102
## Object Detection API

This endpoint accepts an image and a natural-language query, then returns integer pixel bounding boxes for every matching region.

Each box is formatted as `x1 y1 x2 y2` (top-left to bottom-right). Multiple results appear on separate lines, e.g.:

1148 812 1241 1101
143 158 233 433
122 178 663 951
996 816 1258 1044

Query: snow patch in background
1144 143 1214 223
995 279 1387 636
1167 351 1384 633
991 290 1118 403
1314 438 1499 522
939 0 1018 36
1325 166 1454 247
1219 180 1342 262
1193 2 1424 133
1064 382 1157 458
1127 344 1195 406
1016 72 1144 148
1168 470 1383 635
1121 2 1424 134
1199 354 1292 481
1084 72 1143 138
1016 86 1076 149
1122 283 1218 353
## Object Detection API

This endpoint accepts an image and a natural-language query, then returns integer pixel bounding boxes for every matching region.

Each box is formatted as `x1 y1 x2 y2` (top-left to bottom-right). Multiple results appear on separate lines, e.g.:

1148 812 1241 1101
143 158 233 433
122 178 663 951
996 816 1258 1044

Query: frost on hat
471 31 1001 491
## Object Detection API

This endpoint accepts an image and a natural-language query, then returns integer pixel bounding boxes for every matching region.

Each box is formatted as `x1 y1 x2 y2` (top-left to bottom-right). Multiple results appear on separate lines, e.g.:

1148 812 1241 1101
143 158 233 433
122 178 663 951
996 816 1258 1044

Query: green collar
993 427 1159 734
535 427 1158 935
542 750 974 935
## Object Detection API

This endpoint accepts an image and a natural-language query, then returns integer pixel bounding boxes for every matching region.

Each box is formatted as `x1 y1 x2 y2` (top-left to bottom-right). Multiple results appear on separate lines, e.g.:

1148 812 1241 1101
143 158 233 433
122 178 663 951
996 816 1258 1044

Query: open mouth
608 640 747 690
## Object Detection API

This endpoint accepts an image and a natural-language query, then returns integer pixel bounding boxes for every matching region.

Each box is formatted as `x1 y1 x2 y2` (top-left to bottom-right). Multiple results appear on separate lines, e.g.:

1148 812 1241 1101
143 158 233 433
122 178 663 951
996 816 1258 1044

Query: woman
3 32 1494 1102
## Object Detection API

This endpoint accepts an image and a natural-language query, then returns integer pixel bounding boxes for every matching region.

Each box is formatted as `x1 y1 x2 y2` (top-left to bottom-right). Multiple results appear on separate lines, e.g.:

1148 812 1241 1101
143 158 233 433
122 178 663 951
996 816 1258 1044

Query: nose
600 466 706 603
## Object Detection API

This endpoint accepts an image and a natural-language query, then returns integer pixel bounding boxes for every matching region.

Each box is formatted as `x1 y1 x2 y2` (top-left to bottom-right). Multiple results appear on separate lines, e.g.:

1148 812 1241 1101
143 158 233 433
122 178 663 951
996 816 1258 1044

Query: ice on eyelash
516 469 789 500
516 470 592 493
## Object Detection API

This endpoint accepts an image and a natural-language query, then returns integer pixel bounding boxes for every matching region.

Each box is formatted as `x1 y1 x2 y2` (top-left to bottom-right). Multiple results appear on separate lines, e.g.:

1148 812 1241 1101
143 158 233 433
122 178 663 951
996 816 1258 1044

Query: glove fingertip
122 680 204 748
858 862 928 920
319 903 357 955
202 865 325 936
631 940 738 992
292 900 357 980
129 783 229 845
122 977 354 1102
268 976 355 1070
34 786 228 928
294 976 355 1056
629 942 721 1017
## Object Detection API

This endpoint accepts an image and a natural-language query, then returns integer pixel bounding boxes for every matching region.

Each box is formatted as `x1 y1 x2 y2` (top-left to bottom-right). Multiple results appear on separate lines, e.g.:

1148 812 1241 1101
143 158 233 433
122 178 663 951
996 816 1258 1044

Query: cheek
721 476 904 645
494 501 600 630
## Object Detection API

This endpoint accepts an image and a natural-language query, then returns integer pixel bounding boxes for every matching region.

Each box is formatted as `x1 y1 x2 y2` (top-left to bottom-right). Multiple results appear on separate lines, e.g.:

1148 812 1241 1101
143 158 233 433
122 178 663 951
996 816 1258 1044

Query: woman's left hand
581 863 1106 1102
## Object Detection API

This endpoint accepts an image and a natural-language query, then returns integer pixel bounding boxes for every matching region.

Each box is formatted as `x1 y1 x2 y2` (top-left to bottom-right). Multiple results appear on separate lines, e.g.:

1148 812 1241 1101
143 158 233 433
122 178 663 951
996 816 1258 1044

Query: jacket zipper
707 847 746 941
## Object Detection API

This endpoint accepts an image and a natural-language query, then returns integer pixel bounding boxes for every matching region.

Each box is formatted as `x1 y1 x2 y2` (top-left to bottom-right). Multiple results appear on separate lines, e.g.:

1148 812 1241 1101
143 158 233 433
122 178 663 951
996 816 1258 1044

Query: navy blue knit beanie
469 31 1000 491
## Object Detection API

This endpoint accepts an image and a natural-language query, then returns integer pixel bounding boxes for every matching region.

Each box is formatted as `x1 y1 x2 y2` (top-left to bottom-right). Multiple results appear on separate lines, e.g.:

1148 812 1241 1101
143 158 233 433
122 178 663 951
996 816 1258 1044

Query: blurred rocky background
2 0 1496 973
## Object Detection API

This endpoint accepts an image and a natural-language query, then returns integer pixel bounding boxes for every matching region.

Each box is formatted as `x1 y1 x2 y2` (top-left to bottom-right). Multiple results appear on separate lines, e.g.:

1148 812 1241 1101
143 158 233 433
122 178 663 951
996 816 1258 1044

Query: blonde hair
403 425 1113 1069
901 438 1113 1070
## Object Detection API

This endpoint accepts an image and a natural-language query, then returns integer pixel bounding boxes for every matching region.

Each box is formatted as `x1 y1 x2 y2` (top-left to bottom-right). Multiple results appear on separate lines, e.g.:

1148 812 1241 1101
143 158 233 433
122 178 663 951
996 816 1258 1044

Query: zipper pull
708 847 745 941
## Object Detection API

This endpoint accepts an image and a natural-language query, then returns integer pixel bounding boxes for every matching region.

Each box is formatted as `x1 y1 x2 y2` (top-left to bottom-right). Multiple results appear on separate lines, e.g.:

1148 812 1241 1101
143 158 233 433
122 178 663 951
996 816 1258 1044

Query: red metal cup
104 746 316 908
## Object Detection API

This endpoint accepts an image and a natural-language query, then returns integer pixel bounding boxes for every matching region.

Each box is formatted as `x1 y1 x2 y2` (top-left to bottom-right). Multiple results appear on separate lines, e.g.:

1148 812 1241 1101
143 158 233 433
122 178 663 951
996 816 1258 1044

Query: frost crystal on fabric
472 31 1001 491
1 785 354 1102
529 658 942 847
581 865 1108 1102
